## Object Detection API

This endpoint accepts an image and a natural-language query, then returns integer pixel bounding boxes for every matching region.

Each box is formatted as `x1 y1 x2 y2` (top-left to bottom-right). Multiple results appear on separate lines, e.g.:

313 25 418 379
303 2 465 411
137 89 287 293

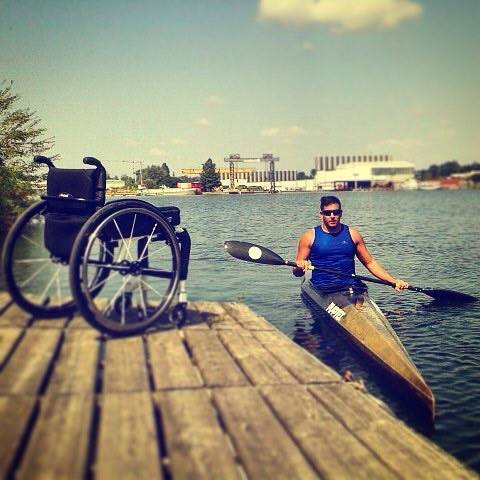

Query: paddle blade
224 241 287 266
416 288 478 304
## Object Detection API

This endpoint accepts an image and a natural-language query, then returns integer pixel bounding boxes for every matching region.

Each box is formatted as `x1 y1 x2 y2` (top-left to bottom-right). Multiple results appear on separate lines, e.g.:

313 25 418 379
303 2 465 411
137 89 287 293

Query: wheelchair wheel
70 203 181 336
2 201 77 317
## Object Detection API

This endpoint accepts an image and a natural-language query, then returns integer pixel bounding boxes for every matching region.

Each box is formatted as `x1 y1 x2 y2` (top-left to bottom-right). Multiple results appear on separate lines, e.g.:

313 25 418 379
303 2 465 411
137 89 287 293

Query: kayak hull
301 279 435 419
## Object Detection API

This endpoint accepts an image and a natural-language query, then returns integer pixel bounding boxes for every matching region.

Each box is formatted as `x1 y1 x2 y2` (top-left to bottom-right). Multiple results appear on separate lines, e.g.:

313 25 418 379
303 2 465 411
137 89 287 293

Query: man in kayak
293 195 408 292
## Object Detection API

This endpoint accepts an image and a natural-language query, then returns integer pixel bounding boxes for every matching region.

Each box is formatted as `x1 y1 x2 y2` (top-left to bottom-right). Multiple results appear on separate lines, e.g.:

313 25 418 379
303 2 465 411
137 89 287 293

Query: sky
1 0 479 176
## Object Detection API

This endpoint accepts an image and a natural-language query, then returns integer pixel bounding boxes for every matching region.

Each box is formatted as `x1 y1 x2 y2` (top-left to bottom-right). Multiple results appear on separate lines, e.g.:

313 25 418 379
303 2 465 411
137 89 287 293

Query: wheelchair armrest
34 155 55 169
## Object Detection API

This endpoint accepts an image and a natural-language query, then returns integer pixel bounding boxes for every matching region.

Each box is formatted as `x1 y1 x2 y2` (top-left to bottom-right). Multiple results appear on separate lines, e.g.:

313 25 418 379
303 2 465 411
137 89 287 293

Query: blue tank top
310 224 360 291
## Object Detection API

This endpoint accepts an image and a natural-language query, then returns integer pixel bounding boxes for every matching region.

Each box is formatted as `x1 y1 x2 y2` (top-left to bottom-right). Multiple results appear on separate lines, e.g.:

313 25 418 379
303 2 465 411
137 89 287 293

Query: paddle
224 240 478 304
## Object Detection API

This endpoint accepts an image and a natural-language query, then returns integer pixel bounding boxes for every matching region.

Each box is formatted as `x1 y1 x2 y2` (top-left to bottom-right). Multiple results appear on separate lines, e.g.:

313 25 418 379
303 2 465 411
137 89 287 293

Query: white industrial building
314 154 415 190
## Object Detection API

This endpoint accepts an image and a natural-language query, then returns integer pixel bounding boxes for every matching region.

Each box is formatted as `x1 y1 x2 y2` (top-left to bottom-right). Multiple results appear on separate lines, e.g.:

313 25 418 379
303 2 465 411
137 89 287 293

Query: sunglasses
321 209 342 216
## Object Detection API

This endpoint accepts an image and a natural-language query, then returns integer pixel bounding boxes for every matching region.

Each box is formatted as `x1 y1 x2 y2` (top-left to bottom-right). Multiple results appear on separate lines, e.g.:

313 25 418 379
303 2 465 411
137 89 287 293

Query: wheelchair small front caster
169 303 187 327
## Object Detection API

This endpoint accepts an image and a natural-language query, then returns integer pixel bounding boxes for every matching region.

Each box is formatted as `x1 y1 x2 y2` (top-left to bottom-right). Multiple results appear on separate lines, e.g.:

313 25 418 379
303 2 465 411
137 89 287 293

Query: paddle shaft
285 259 408 289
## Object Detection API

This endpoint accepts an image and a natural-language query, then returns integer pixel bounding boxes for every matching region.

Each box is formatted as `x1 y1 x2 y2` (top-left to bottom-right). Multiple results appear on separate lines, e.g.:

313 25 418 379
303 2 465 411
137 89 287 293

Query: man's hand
394 278 409 291
292 259 311 277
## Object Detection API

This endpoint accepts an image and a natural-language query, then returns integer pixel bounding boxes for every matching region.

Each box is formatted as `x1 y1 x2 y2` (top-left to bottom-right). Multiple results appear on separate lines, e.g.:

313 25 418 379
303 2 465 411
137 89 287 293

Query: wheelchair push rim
70 206 182 335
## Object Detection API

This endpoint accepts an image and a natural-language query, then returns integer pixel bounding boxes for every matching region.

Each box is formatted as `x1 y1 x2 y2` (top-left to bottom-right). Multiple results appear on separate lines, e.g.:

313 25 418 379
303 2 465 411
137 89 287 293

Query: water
1 190 480 471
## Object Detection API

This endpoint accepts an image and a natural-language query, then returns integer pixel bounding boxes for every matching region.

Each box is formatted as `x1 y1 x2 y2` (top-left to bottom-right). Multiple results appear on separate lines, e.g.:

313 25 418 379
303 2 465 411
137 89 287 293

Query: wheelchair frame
2 156 191 336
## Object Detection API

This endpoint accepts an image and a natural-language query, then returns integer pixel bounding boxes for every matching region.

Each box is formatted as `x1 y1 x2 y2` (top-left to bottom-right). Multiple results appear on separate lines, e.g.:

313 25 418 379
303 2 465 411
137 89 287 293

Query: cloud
171 137 187 145
124 138 138 147
257 0 423 32
302 41 314 50
149 147 164 156
207 95 224 105
260 127 281 137
260 125 307 138
197 117 210 126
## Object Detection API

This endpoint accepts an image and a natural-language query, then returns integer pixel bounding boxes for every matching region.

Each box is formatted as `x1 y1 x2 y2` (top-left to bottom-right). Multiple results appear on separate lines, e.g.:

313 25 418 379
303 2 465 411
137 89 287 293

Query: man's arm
350 228 408 291
293 229 314 277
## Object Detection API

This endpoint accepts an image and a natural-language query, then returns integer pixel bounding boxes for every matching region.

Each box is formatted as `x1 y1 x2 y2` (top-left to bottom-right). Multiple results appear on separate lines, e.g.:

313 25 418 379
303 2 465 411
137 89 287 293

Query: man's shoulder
346 225 363 242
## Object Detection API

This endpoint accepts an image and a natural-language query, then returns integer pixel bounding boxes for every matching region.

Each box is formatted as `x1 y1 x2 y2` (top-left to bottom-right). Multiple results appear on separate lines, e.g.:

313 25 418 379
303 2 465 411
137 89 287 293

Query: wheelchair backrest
45 165 106 215
39 157 107 259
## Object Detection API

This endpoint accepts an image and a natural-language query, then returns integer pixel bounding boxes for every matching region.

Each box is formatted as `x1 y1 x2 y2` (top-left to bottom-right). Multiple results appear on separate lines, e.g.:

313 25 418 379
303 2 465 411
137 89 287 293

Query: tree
0 81 55 169
142 163 171 188
0 81 55 233
120 175 137 189
200 158 221 191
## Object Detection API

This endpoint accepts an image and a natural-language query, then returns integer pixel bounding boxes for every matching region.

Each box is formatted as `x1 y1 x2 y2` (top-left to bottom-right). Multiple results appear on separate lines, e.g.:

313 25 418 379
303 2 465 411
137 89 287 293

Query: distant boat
418 181 442 191
398 178 419 190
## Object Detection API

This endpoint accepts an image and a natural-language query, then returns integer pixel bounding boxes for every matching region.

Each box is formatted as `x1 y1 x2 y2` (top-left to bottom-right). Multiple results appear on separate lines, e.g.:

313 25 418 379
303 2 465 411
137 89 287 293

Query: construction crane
119 159 144 189
224 153 279 193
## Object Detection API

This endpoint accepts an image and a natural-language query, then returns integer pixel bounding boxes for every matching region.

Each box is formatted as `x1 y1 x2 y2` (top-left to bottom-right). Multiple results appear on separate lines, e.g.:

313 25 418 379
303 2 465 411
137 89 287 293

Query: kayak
301 278 435 418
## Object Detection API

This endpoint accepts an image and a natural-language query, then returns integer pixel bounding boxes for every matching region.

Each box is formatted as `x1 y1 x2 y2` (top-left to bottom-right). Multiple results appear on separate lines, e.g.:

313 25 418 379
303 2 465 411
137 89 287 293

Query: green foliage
0 81 55 169
141 163 172 188
0 165 35 235
200 158 221 191
120 175 137 189
417 161 480 180
0 81 55 233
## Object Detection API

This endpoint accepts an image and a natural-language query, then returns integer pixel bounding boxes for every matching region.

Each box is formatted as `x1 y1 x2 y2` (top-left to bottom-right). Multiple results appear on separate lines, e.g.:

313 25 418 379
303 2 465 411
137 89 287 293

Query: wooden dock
0 293 476 479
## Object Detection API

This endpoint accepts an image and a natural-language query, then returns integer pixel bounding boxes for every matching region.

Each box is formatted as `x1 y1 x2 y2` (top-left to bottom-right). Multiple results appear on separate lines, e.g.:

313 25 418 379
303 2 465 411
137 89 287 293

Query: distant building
181 167 298 188
314 154 415 190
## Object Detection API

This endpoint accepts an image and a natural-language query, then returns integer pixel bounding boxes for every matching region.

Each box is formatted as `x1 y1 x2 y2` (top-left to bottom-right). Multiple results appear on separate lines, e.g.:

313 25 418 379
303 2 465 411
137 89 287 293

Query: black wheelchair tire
2 200 77 318
69 201 181 336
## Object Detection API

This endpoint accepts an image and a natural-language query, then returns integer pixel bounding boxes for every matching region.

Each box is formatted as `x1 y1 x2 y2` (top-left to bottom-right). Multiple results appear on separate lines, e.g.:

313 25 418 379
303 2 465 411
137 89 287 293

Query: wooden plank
181 303 211 330
261 385 397 479
222 302 276 330
219 329 298 385
17 394 94 480
213 387 319 480
309 384 476 479
96 392 163 479
47 330 100 394
0 327 23 368
147 330 203 390
184 330 249 387
0 329 62 395
153 390 241 479
253 330 340 384
103 336 150 393
0 303 31 328
67 313 94 330
0 292 13 312
192 301 240 330
0 395 37 479
30 317 69 329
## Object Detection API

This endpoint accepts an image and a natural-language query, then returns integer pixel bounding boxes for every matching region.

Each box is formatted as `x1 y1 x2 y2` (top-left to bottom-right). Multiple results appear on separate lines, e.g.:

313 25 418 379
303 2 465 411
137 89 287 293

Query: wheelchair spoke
126 214 137 257
138 223 158 262
137 285 148 317
15 258 51 264
56 272 62 305
139 242 170 263
113 219 134 261
138 277 165 300
103 275 132 315
39 266 62 304
19 260 52 288
20 233 44 249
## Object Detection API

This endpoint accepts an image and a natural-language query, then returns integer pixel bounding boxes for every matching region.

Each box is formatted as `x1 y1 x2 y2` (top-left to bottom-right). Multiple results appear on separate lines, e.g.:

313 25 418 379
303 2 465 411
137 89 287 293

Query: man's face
320 202 342 228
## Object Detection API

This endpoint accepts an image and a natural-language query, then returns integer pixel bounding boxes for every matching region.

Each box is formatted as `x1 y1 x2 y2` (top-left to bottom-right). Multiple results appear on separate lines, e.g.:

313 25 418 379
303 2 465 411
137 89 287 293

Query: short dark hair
320 195 341 210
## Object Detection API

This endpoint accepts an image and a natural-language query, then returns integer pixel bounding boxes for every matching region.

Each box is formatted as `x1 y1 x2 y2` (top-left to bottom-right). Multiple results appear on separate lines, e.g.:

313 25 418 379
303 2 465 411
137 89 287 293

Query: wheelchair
2 156 191 336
